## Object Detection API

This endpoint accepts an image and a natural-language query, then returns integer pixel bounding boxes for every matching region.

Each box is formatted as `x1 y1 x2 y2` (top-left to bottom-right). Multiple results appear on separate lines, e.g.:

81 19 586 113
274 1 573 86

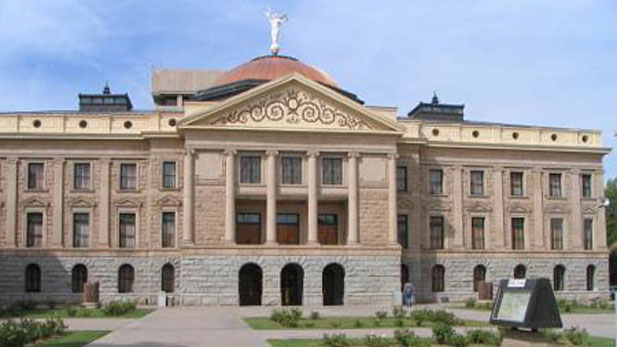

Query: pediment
179 74 403 133
509 204 529 214
466 201 492 212
156 196 182 207
22 197 49 207
425 201 451 211
114 198 143 208
67 198 96 207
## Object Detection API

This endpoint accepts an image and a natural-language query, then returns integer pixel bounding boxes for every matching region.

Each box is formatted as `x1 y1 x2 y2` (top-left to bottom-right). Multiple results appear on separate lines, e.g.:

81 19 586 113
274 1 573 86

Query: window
318 214 338 245
473 265 486 292
397 215 408 249
549 173 562 197
397 166 408 192
281 156 302 184
581 174 592 198
513 265 526 279
118 264 134 293
27 162 44 189
430 216 444 249
236 213 261 245
553 265 565 291
550 218 563 250
470 170 484 195
511 218 525 250
74 163 91 190
162 263 175 293
26 212 43 247
71 264 88 293
25 264 41 293
586 265 595 291
276 213 300 244
429 169 443 194
471 217 485 250
432 265 445 292
162 162 176 188
322 157 342 185
510 172 524 196
584 219 593 250
240 156 261 184
73 213 90 248
161 212 176 248
119 213 136 248
120 163 137 190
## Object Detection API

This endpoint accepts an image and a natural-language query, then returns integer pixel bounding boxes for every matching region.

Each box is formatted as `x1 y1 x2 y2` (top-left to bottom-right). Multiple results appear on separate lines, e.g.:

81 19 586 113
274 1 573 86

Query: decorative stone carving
156 196 182 207
209 88 370 130
22 197 49 208
67 198 96 208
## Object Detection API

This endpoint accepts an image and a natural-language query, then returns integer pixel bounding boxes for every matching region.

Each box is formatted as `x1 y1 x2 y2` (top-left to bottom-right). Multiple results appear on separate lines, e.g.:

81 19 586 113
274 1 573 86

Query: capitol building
0 36 610 306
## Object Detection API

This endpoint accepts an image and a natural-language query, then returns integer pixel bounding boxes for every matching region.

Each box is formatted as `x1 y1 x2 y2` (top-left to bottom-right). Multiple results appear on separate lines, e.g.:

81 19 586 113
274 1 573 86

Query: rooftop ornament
266 8 288 56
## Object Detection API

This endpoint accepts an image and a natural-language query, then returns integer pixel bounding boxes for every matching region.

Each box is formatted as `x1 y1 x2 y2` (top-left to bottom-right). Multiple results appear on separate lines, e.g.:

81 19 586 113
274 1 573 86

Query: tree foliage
606 178 617 247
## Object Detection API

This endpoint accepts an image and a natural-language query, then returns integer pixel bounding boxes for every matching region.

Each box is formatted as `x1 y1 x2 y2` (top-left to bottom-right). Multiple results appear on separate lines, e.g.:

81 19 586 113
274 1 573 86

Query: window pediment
22 197 49 208
114 198 143 208
67 197 96 208
156 196 182 207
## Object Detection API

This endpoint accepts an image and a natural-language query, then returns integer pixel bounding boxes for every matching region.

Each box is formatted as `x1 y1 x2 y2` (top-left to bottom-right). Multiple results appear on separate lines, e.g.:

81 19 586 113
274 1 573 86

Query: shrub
373 319 381 327
270 308 302 328
563 326 589 345
353 319 364 328
465 329 502 346
330 321 341 328
430 309 461 325
323 333 350 347
364 333 390 347
65 306 78 317
449 333 469 347
598 299 609 310
310 311 321 320
392 306 406 319
395 318 404 327
395 329 430 347
375 310 388 319
78 308 92 317
304 322 314 328
103 301 137 316
432 323 456 345
0 317 66 347
540 328 563 344
465 298 476 308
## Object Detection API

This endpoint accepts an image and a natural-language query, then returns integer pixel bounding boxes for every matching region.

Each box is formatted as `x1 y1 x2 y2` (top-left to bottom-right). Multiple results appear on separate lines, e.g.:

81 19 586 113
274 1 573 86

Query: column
387 153 399 245
452 166 464 248
570 170 582 249
532 168 544 249
5 159 17 247
347 152 359 245
51 158 64 248
307 151 319 244
183 149 194 245
265 150 278 245
594 170 607 249
224 149 237 244
98 159 110 247
493 166 505 249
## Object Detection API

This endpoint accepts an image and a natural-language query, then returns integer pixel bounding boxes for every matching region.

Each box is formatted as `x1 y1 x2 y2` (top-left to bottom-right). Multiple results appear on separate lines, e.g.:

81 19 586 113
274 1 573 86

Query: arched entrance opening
281 263 303 306
401 264 409 291
239 263 263 306
322 263 344 306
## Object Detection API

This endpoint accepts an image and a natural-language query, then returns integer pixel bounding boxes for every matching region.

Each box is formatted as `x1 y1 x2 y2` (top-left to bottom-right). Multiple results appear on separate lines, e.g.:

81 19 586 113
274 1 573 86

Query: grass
583 336 616 347
2 308 153 319
460 301 615 315
33 330 109 347
245 316 487 330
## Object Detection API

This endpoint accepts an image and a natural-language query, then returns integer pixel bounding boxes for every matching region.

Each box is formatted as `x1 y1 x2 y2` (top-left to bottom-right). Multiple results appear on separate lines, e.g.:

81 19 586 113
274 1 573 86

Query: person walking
403 282 415 308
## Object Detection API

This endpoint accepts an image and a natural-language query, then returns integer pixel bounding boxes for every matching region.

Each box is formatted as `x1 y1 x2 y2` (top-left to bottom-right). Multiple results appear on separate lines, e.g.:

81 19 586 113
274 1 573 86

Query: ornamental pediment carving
465 201 492 212
156 196 182 207
114 198 143 208
22 197 49 208
425 201 451 211
67 197 96 207
509 203 529 214
545 204 569 214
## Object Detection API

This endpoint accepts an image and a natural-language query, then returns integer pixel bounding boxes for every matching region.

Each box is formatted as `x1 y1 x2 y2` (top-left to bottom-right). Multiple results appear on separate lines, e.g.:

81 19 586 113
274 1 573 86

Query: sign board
490 278 562 329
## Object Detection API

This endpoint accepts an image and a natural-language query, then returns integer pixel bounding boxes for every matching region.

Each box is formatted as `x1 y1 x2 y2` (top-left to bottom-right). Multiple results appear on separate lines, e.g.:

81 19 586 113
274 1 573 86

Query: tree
605 178 617 285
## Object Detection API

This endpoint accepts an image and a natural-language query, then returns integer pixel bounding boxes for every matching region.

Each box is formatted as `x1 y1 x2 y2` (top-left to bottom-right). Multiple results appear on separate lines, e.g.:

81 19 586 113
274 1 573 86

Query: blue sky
0 0 615 180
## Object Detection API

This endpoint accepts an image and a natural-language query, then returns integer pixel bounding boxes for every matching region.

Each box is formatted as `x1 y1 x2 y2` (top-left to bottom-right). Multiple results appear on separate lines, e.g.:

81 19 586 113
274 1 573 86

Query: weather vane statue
266 8 288 55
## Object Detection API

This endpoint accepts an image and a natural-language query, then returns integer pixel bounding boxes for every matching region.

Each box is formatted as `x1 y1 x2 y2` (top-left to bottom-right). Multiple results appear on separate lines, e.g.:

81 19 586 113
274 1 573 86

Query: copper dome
212 55 338 88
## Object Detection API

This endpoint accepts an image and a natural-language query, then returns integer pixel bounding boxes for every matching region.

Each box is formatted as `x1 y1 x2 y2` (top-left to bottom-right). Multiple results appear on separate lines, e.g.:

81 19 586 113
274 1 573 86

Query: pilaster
307 151 319 245
51 158 64 247
98 159 110 247
5 158 17 247
224 149 236 244
452 165 464 248
265 150 278 245
387 153 399 245
347 152 359 245
183 148 195 245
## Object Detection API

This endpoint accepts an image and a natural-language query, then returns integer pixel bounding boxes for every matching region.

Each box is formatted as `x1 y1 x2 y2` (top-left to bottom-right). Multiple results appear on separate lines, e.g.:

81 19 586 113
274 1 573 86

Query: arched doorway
322 263 344 306
281 263 303 306
72 264 88 293
401 264 409 291
239 263 262 306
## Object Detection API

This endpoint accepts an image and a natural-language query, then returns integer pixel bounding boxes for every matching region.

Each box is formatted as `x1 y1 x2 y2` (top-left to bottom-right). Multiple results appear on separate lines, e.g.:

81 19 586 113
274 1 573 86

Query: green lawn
33 331 109 347
245 316 487 330
582 336 616 347
460 304 615 315
3 308 153 319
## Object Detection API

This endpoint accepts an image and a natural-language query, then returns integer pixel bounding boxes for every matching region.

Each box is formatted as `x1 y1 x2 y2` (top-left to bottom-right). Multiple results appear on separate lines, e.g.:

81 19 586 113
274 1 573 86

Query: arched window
553 265 565 291
586 265 595 291
432 265 445 292
118 264 134 293
72 264 88 293
473 265 486 292
162 263 175 293
25 264 41 293
513 264 526 279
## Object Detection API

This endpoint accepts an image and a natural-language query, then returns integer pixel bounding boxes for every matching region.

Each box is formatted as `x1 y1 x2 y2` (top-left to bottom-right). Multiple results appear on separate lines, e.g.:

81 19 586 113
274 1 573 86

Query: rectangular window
550 218 563 250
27 163 44 190
162 162 176 188
511 218 525 250
120 163 137 190
73 213 89 248
510 172 524 196
277 213 300 245
318 213 338 245
397 215 408 249
584 218 593 250
581 174 592 198
430 216 444 249
471 217 485 250
429 169 443 194
397 166 408 192
470 170 484 195
161 212 176 248
73 163 91 190
119 213 136 248
26 212 43 247
549 173 562 197
236 213 261 245
281 156 302 185
240 156 261 184
322 157 342 185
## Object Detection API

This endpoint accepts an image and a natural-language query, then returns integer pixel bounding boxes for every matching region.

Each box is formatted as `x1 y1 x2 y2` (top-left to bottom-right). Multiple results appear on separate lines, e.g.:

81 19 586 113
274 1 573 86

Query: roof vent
79 83 133 112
